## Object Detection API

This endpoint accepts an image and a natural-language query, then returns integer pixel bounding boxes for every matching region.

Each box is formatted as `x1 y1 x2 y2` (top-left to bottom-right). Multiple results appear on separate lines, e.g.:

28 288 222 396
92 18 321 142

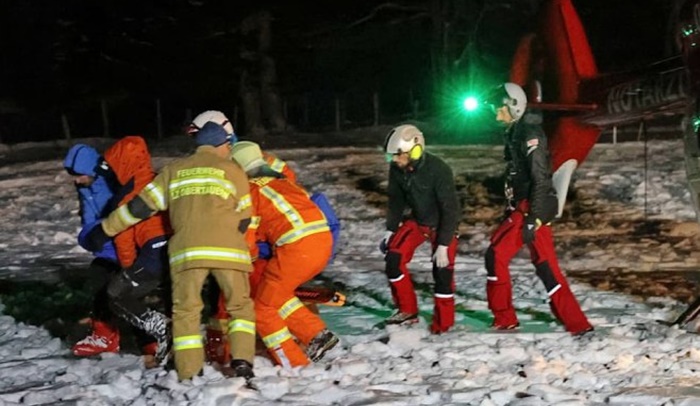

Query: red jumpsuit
486 110 591 334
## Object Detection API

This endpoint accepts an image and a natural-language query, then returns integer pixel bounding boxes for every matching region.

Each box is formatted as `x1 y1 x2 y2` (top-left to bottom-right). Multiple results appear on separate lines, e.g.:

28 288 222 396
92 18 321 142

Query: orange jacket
104 136 171 268
263 152 297 184
246 176 329 259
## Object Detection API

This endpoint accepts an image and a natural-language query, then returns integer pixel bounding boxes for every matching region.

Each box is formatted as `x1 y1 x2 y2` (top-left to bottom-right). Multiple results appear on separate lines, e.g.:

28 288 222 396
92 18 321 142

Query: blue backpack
256 192 341 264
311 192 341 263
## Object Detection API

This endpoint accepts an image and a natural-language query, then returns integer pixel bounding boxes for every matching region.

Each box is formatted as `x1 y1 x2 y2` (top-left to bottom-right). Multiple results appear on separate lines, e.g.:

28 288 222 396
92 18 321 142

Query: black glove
379 231 394 254
83 223 110 253
521 217 540 245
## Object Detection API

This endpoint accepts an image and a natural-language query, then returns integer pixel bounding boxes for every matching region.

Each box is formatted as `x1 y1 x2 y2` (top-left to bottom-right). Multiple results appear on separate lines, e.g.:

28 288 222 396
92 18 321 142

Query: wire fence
0 91 685 145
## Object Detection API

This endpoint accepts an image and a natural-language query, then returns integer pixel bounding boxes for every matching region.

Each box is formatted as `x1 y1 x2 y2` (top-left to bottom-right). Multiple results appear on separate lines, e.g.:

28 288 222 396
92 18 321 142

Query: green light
463 96 479 111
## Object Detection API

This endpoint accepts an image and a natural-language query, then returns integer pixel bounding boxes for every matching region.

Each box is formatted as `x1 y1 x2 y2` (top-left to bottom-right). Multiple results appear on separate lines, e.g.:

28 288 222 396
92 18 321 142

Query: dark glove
83 223 110 253
379 231 394 254
522 217 541 245
257 241 273 260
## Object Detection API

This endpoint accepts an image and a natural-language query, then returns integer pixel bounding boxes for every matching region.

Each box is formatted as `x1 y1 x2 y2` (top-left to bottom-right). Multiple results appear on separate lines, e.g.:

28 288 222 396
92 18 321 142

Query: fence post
61 113 71 140
373 92 380 126
335 97 341 132
101 99 110 138
156 99 163 140
283 98 288 131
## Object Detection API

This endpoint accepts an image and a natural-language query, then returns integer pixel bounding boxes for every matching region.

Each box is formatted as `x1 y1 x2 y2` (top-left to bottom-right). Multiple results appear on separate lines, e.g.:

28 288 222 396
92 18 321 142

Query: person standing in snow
230 140 340 367
63 144 122 356
484 82 593 335
380 124 460 334
82 121 257 381
101 135 173 367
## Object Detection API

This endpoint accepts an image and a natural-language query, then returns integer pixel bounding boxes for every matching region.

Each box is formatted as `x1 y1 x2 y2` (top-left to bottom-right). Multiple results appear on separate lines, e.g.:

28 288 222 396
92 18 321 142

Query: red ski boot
204 318 231 365
72 320 120 356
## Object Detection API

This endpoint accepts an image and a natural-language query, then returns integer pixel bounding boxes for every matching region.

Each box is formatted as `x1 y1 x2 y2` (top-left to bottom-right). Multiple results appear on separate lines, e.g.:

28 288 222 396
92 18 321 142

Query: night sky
0 0 675 142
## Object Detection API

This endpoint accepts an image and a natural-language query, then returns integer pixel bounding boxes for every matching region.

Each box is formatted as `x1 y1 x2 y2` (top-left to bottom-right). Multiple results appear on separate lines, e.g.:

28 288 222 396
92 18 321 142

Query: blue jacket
64 144 117 262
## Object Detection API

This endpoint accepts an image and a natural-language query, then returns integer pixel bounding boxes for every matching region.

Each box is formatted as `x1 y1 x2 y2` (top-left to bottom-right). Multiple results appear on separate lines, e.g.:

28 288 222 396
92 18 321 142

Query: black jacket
504 110 558 223
386 151 460 246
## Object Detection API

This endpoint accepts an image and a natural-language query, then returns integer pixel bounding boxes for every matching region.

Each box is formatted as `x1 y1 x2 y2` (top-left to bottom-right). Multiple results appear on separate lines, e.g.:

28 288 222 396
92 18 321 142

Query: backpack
311 192 341 263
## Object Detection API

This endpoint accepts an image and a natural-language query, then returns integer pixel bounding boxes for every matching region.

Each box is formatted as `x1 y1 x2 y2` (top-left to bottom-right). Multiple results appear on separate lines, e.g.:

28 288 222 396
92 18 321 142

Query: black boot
230 359 255 380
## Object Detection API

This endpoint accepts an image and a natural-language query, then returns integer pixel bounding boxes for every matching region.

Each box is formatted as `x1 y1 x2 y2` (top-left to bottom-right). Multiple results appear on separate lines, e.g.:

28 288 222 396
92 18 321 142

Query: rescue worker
484 82 593 335
188 114 300 364
82 121 256 381
102 135 173 366
187 110 297 183
380 124 460 334
230 141 340 368
63 144 121 356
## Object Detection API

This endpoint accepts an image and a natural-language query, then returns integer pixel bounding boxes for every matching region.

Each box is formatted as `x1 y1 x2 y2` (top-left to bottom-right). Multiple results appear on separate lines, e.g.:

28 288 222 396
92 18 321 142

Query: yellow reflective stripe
269 158 286 173
237 193 252 212
116 205 140 227
249 216 261 229
276 220 330 246
169 176 236 200
144 182 166 210
228 319 256 335
260 186 303 227
169 247 252 267
173 334 203 351
262 327 293 349
278 297 304 320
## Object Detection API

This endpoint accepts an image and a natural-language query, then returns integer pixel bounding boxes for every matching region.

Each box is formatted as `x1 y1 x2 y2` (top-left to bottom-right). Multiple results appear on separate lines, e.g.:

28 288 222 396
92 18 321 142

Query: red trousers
385 219 458 333
485 201 592 334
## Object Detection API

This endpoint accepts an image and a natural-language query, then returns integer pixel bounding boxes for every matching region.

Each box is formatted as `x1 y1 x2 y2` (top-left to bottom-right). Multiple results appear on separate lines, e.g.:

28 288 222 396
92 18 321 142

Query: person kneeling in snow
230 141 340 368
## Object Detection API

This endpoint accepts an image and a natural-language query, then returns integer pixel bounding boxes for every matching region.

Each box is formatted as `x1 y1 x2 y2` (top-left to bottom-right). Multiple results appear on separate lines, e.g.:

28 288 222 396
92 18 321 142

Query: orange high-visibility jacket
246 176 329 258
104 136 171 268
263 152 297 184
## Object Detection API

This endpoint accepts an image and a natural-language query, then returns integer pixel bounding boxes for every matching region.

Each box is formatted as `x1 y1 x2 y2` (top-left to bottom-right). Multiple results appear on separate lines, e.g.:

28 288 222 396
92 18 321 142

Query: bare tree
240 11 286 137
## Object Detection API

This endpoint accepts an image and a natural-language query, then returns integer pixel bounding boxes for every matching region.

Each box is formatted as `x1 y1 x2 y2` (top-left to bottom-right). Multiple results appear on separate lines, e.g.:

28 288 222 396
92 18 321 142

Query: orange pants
256 232 332 367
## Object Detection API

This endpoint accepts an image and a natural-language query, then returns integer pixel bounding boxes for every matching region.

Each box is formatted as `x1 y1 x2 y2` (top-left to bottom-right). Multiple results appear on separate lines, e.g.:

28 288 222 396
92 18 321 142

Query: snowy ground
2 138 700 405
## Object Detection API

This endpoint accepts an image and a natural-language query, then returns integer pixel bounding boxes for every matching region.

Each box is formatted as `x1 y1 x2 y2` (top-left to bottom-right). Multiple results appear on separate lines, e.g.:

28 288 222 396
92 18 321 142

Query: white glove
432 245 449 268
379 231 394 254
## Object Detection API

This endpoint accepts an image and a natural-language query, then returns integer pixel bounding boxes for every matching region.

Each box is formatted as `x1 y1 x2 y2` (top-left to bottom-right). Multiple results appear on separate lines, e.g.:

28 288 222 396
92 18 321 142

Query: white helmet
384 124 426 160
502 82 527 121
188 110 235 136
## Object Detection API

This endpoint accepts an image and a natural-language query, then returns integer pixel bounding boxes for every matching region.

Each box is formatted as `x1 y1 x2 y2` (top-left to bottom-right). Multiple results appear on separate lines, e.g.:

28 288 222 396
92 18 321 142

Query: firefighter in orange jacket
231 141 339 367
83 122 256 381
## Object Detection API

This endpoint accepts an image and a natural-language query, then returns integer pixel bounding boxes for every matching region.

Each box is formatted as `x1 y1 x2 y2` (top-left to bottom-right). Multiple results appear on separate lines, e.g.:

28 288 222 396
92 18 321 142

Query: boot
140 309 171 366
72 319 120 356
230 359 254 380
305 329 340 362
205 318 230 365
385 311 419 326
141 342 158 369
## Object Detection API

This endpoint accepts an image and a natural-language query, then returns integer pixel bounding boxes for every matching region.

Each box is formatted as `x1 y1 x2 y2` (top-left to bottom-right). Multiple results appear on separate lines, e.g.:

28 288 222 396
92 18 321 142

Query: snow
1 139 700 404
